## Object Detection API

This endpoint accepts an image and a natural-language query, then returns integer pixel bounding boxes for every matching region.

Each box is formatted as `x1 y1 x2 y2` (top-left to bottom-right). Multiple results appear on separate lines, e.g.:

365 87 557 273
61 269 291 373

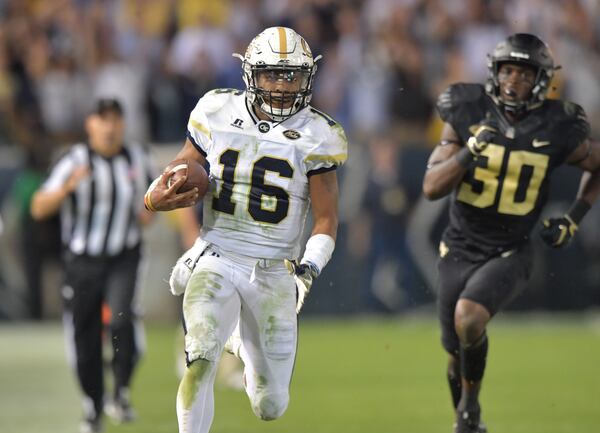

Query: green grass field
1 315 600 433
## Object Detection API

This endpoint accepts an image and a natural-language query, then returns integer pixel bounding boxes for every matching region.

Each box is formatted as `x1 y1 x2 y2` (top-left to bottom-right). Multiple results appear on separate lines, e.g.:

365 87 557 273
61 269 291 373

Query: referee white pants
177 244 297 433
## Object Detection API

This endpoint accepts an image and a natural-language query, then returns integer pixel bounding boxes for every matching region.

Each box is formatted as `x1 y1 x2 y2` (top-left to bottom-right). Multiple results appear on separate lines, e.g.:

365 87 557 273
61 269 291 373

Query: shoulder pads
557 101 590 138
199 88 243 114
436 83 486 124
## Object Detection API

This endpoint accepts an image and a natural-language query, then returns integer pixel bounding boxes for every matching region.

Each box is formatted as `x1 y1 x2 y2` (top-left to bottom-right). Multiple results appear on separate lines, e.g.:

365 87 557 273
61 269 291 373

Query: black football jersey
436 83 590 260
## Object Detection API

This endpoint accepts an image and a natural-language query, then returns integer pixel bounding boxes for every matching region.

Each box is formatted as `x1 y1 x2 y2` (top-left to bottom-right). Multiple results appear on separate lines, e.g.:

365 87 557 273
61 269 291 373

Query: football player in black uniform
423 33 600 433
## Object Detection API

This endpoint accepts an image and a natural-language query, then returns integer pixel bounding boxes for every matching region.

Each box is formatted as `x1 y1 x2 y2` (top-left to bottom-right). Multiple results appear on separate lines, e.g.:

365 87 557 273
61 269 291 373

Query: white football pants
176 244 298 433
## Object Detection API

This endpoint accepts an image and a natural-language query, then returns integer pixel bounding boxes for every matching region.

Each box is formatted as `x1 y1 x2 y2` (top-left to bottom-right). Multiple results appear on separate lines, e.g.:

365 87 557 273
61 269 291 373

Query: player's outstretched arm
423 123 472 200
572 140 600 203
144 139 206 212
540 139 600 248
308 170 338 240
287 170 339 313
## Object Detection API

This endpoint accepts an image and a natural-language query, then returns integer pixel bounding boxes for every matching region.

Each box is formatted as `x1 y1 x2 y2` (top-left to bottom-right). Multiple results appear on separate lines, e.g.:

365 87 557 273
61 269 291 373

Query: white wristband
300 234 335 276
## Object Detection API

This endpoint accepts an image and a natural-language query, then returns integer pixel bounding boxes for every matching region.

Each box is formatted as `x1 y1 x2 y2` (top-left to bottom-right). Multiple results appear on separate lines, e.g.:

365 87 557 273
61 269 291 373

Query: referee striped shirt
41 142 155 257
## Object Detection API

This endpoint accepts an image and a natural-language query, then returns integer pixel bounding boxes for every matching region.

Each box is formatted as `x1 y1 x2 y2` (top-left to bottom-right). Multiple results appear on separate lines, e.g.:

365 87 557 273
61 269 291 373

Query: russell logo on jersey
231 118 244 129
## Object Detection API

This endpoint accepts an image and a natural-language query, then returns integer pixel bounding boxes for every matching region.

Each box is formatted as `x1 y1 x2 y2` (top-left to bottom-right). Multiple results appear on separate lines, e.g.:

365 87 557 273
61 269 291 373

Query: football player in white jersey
144 27 347 433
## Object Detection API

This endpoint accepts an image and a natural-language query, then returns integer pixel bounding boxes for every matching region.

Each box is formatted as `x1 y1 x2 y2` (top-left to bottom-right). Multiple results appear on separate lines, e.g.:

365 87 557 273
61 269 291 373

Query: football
164 158 209 197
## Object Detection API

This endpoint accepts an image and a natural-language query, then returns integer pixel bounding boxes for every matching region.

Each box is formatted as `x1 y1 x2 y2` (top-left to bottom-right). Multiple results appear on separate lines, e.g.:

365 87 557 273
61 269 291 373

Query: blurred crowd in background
1 0 600 320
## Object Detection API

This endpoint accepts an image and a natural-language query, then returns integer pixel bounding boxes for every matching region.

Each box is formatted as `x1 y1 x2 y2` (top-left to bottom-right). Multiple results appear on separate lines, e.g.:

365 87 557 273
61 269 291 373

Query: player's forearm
308 170 339 240
576 169 600 207
311 216 338 241
423 156 469 200
30 188 68 220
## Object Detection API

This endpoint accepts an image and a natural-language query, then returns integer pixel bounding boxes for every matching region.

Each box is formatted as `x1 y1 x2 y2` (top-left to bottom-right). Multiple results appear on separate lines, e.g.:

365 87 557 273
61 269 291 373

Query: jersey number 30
457 144 549 216
213 149 293 224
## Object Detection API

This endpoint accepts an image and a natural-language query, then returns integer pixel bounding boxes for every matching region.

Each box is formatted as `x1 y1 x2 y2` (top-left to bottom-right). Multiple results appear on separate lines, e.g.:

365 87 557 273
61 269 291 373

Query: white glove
285 260 319 313
169 238 209 295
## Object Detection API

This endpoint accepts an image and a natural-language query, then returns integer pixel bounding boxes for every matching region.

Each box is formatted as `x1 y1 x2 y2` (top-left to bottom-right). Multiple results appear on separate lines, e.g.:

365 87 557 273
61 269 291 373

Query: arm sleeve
186 96 214 157
304 124 349 177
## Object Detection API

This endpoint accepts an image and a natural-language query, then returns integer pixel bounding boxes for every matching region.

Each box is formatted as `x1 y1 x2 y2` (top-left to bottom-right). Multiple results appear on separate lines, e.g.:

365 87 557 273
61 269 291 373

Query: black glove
466 124 498 156
540 215 578 248
540 199 591 248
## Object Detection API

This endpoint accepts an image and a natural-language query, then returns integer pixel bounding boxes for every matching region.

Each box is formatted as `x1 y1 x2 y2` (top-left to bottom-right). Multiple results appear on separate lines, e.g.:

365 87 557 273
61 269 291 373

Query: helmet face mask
252 67 311 119
496 62 538 107
234 27 321 121
485 33 556 115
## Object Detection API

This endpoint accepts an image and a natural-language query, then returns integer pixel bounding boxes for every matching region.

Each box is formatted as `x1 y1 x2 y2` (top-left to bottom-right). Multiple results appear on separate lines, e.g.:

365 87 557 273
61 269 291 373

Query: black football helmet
485 33 557 113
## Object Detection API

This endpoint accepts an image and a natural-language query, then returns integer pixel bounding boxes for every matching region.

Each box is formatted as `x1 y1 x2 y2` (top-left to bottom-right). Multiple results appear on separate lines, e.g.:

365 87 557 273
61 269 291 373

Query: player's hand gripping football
466 123 498 156
285 260 319 313
144 171 199 212
540 215 578 248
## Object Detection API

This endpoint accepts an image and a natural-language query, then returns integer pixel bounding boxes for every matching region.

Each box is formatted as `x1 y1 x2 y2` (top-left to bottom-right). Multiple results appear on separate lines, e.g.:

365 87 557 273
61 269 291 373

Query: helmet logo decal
278 27 288 59
510 51 530 59
258 122 271 133
283 129 301 140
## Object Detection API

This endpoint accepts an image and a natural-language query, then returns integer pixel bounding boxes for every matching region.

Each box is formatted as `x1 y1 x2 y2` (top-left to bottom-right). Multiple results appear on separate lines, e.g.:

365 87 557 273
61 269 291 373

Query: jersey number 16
212 149 293 224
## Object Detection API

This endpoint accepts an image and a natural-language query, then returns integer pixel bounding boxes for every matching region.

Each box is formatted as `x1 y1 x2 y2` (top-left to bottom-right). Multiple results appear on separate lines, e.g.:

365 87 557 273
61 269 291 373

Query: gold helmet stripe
278 27 287 59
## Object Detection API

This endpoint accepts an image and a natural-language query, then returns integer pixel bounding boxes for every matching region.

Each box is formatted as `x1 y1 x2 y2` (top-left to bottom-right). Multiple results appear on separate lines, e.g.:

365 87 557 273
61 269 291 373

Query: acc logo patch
283 129 301 140
258 122 271 133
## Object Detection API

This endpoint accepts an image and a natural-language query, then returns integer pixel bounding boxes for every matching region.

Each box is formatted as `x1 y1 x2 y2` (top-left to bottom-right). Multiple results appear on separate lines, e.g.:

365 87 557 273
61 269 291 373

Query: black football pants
62 247 143 413
437 244 532 356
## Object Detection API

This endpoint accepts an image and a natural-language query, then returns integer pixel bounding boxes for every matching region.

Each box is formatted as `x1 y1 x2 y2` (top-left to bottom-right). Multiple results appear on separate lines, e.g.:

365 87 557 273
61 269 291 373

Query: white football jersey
186 89 348 259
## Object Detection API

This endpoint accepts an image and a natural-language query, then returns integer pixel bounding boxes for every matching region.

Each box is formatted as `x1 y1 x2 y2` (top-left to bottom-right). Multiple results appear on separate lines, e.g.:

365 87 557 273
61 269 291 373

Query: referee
31 99 155 433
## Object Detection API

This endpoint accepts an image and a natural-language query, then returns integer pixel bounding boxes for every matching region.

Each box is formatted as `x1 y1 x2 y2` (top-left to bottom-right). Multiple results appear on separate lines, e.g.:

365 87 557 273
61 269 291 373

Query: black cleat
454 409 487 433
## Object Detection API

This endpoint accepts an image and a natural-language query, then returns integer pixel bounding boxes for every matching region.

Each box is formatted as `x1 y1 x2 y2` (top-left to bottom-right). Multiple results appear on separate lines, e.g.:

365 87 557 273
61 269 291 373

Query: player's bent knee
454 303 488 344
454 315 486 345
251 391 289 421
454 313 484 335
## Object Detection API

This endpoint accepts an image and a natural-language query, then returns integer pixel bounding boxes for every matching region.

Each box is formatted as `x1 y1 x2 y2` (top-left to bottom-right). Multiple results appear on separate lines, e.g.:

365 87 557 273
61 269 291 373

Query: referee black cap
95 98 124 116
